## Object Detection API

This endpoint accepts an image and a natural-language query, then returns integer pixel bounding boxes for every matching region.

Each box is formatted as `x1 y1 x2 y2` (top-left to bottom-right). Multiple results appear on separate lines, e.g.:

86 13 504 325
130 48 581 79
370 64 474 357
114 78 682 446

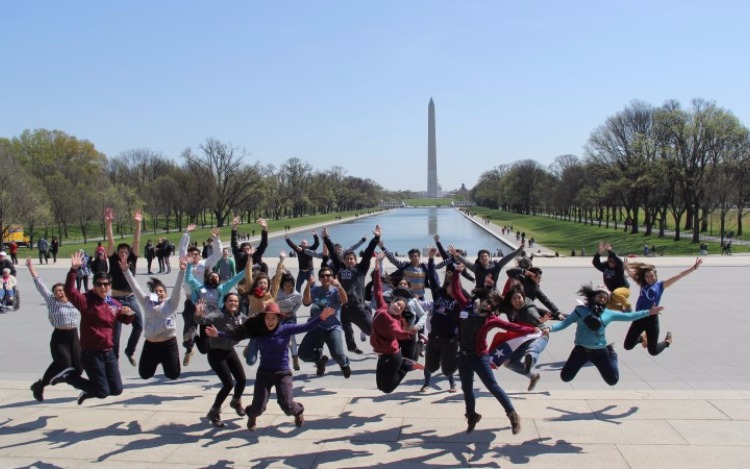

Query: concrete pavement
1 239 749 467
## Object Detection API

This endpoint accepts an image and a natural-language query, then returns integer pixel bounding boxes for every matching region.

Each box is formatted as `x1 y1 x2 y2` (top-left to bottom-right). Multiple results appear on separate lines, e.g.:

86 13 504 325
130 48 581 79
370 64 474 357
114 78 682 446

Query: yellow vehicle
2 224 31 248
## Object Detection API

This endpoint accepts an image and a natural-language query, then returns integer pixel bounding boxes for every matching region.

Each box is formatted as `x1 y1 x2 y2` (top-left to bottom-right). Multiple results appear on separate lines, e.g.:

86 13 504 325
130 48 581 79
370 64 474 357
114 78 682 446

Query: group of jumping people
25 210 702 435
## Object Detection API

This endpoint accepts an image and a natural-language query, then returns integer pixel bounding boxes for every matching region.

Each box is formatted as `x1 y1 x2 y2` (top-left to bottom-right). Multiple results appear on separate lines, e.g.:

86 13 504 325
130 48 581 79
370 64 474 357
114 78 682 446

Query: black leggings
139 338 181 380
207 347 246 408
41 329 82 386
376 350 408 394
623 315 668 356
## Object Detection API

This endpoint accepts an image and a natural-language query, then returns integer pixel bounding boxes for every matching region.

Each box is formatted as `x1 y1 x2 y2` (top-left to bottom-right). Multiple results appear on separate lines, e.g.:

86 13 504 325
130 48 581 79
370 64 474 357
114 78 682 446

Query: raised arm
269 252 286 298
373 257 387 310
105 207 116 256
27 257 53 301
357 225 381 273
204 227 223 270
252 218 269 262
662 258 702 289
132 208 142 255
322 228 344 270
178 224 196 257
167 259 186 312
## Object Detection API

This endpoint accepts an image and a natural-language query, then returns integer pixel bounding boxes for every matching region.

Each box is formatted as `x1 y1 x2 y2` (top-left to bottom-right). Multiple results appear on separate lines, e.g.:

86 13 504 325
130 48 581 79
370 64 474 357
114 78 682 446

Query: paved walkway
2 217 750 468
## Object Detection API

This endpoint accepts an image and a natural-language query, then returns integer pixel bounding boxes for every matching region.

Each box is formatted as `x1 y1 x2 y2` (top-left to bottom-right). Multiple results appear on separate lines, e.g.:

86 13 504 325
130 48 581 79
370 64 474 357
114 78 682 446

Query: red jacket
370 272 412 354
65 270 133 351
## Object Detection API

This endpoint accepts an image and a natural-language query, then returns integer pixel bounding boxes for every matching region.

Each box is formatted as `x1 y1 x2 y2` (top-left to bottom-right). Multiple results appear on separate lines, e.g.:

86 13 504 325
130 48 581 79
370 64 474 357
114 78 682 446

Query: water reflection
263 208 515 258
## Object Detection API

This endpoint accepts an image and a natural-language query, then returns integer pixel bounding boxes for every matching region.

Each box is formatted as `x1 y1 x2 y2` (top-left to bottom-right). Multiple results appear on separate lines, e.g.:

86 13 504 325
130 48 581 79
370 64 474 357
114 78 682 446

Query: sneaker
466 412 482 433
507 410 522 434
523 354 534 375
292 355 300 371
183 348 194 366
294 413 305 428
448 384 457 393
359 331 367 342
126 354 137 367
247 415 257 431
77 391 92 406
527 372 541 391
30 380 44 402
229 398 246 417
50 367 75 386
420 384 430 392
341 365 352 379
665 331 673 347
316 355 329 377
207 408 224 428
350 348 364 355
402 358 424 372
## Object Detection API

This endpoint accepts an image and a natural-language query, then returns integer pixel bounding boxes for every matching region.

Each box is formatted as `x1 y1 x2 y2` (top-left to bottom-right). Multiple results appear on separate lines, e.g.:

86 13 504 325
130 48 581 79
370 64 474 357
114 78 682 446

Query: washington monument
427 98 438 198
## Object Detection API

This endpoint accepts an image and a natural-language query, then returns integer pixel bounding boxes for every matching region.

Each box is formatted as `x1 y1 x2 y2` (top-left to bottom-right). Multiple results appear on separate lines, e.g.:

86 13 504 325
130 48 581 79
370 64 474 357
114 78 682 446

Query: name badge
459 311 469 319
150 293 159 302
165 317 174 327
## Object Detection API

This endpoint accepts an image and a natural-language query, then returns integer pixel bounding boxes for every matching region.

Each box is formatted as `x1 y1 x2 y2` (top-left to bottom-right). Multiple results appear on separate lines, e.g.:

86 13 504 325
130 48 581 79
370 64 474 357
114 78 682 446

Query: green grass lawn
471 207 743 256
404 198 456 207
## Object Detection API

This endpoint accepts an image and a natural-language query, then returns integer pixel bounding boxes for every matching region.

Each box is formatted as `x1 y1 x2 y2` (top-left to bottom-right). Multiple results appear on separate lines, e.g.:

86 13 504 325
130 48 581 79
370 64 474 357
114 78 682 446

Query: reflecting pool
263 208 515 258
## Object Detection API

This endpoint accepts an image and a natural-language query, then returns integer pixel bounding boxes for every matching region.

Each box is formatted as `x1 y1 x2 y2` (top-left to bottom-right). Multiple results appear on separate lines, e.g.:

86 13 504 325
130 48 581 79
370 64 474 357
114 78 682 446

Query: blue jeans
458 353 514 416
560 345 619 386
67 349 123 398
298 325 349 368
504 337 548 376
296 269 314 293
112 295 143 359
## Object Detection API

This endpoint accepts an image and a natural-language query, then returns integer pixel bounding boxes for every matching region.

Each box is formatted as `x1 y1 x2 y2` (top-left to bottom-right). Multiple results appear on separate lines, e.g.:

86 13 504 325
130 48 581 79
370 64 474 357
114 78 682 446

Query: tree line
0 133 385 245
471 98 750 245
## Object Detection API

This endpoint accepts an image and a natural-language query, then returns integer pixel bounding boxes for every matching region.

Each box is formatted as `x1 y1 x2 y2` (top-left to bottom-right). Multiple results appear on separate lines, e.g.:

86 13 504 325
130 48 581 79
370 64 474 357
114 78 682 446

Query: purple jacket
257 317 322 372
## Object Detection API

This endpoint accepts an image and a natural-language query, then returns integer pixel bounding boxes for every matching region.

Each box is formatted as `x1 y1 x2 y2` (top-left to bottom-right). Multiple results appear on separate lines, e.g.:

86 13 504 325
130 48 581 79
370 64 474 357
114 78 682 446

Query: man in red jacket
51 251 134 405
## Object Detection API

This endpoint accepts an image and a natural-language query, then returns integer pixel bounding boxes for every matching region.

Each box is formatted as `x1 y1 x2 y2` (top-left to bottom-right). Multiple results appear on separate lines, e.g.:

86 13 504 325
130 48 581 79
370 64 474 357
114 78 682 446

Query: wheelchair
0 286 20 313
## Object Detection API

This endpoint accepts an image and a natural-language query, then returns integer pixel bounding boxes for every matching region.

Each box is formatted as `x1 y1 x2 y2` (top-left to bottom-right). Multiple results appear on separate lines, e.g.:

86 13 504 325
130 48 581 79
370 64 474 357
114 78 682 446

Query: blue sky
2 1 748 192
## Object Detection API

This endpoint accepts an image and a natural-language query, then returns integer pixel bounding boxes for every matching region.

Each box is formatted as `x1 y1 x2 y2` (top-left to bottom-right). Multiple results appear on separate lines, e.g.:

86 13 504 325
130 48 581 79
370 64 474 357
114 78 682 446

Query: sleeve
592 253 604 272
323 236 344 270
269 260 284 298
203 237 224 271
123 269 149 311
427 259 441 299
167 269 185 312
223 269 247 293
347 237 366 253
383 247 407 269
302 248 322 259
252 230 269 262
535 289 559 313
231 229 240 256
506 268 524 279
549 309 579 332
64 270 88 312
457 254 476 273
184 264 203 292
285 238 298 250
410 299 428 330
32 277 54 303
178 231 191 257
358 236 379 273
309 234 320 250
451 271 469 308
373 269 387 310
605 309 650 323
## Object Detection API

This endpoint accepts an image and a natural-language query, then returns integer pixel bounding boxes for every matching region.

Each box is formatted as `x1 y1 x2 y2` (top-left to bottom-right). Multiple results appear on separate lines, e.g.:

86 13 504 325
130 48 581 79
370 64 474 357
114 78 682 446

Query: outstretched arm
663 258 702 289
132 208 142 255
105 207 116 256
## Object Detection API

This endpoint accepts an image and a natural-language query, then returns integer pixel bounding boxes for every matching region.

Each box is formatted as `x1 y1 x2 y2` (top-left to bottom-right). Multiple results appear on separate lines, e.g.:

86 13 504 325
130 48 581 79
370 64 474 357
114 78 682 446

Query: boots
207 407 224 428
292 355 300 371
229 398 246 416
466 412 482 433
507 410 522 435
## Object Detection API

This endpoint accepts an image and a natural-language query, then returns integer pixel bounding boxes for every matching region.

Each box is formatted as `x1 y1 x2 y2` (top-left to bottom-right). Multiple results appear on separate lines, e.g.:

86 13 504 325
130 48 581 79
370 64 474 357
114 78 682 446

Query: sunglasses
95 282 111 287
319 274 333 278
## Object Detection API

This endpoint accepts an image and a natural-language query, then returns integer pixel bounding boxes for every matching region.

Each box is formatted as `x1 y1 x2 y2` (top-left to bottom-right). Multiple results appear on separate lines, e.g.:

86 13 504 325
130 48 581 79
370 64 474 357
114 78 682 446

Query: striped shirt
33 277 81 329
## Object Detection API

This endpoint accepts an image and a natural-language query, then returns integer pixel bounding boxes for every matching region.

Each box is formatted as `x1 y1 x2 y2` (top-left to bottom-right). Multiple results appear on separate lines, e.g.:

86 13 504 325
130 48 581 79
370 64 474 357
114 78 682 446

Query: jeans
504 337 548 376
112 295 143 359
298 325 349 368
67 348 123 399
560 345 619 385
295 269 314 293
458 353 515 416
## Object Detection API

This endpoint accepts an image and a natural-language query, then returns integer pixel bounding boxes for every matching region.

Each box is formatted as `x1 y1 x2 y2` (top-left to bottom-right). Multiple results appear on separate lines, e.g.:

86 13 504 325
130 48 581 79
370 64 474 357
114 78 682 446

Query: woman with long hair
622 258 702 354
544 284 663 385
275 272 304 370
195 293 247 427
